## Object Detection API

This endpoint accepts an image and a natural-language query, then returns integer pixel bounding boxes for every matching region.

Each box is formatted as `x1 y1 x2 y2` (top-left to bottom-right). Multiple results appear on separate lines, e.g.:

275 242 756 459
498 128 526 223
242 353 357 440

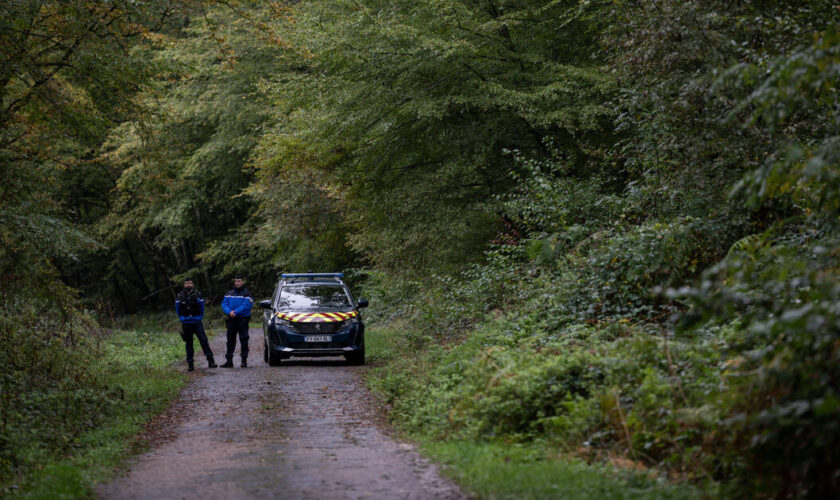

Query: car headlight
275 318 291 327
343 317 360 328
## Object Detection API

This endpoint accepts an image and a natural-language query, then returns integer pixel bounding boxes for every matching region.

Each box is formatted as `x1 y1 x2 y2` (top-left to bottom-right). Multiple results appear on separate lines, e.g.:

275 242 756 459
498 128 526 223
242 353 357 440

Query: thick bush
0 296 117 484
675 218 840 496
565 217 738 320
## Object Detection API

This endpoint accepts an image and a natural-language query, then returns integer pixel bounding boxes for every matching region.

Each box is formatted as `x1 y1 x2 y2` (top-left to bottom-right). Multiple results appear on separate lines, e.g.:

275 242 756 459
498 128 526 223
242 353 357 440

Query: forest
1 0 839 497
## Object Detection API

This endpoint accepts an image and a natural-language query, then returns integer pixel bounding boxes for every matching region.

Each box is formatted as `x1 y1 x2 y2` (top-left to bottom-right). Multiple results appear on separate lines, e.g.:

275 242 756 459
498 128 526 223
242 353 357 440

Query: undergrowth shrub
0 307 115 483
413 244 532 335
370 312 727 477
565 217 737 321
366 15 840 500
450 348 604 438
0 280 184 491
674 217 840 497
346 268 422 325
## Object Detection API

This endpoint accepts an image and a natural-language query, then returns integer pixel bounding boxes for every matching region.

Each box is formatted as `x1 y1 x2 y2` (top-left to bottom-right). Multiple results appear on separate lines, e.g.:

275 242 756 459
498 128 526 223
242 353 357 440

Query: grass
421 441 705 500
363 324 710 499
9 326 191 499
364 321 398 362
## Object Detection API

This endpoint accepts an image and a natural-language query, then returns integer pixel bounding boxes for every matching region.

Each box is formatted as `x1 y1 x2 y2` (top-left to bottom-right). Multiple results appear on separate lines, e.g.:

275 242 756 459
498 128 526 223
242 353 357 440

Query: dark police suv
259 273 368 366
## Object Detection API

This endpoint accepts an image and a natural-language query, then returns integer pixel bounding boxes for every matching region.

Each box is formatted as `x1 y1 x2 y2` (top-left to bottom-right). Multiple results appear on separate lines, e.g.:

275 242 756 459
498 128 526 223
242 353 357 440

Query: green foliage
603 0 837 222
2 0 840 497
421 440 705 499
362 5 840 496
89 3 287 304
503 145 625 237
566 218 734 320
0 320 112 482
671 217 840 496
0 0 180 312
251 0 615 275
659 27 840 496
367 315 727 481
344 269 423 325
0 3 192 493
0 0 188 272
1 324 185 497
728 29 840 214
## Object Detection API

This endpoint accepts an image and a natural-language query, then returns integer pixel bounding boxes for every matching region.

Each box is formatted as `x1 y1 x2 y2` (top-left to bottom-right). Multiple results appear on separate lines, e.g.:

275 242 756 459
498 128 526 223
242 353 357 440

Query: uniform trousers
225 316 250 361
181 322 214 364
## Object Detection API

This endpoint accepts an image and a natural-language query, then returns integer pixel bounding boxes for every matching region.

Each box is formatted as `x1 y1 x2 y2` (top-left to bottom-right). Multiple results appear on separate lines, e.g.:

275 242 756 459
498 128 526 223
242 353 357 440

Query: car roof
281 277 344 284
279 273 345 286
282 280 344 286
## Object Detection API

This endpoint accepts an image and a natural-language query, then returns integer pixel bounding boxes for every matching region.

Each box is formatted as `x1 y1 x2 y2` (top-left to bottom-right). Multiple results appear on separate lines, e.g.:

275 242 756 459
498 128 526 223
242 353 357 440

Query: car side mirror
259 300 272 310
357 298 369 308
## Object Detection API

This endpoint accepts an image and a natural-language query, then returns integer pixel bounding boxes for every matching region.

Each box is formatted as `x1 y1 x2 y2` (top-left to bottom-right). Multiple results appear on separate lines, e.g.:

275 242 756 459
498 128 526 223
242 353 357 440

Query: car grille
291 322 343 334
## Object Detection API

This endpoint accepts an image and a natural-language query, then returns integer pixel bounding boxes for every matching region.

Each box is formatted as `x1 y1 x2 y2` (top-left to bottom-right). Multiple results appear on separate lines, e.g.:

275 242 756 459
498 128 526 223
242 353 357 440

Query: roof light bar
281 273 344 278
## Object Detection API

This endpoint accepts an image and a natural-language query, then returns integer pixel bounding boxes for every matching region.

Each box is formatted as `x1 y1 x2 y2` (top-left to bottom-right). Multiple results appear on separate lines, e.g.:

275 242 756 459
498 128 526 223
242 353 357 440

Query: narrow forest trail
97 329 464 500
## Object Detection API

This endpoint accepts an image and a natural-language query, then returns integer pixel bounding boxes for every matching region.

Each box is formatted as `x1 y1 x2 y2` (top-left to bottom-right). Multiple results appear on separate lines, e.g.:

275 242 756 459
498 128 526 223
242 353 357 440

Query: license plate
304 335 331 342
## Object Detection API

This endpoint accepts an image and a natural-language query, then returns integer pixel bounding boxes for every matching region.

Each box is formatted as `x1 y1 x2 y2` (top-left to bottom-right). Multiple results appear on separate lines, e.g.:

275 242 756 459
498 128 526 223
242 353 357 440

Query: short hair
234 274 244 280
183 277 193 283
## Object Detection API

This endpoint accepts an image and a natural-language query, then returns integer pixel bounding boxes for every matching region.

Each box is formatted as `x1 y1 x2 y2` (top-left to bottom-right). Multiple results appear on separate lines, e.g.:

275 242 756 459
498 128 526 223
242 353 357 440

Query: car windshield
277 284 352 310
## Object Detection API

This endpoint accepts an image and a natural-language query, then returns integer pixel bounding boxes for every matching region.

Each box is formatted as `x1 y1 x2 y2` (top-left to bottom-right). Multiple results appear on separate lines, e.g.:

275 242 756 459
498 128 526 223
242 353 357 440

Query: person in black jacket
220 274 254 368
175 277 216 371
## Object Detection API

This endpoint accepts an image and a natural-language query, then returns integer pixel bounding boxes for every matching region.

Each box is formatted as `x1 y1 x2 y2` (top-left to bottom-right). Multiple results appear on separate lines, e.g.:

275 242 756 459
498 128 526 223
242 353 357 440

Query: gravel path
97 329 464 500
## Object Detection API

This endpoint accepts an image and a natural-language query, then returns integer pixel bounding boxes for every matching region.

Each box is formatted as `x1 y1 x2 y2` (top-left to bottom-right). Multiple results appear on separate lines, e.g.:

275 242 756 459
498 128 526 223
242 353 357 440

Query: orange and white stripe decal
275 310 358 322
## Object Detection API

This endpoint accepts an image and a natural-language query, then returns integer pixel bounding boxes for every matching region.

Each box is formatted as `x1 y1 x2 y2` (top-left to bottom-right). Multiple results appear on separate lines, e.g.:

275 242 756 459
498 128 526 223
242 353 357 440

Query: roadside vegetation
0 316 186 498
421 441 700 500
2 0 838 497
365 326 711 499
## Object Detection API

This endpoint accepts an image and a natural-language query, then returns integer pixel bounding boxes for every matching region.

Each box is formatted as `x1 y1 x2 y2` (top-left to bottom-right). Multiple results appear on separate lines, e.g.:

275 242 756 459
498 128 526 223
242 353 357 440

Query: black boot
208 358 217 368
241 358 247 368
187 361 195 372
220 359 234 368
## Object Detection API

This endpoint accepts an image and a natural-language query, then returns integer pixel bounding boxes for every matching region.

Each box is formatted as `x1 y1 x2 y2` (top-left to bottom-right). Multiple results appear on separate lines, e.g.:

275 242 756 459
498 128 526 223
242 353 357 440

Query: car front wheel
345 345 365 365
267 339 282 366
263 336 269 363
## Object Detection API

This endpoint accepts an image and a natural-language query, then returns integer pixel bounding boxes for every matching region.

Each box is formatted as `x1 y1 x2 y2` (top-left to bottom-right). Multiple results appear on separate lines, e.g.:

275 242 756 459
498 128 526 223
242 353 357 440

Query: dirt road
98 329 464 500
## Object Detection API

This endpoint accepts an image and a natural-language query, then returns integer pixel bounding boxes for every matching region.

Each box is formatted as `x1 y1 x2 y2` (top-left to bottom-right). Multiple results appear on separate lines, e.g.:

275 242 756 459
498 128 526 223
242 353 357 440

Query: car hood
274 310 358 323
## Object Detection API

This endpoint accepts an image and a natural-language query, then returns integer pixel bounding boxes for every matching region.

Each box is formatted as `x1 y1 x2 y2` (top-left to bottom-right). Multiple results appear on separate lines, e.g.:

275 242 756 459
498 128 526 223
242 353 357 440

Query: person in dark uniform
175 277 216 371
220 274 253 368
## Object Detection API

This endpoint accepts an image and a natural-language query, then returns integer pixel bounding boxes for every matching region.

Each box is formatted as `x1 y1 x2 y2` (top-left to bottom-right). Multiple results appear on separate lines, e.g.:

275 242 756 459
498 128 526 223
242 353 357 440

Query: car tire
267 341 282 366
345 345 365 365
263 337 269 364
